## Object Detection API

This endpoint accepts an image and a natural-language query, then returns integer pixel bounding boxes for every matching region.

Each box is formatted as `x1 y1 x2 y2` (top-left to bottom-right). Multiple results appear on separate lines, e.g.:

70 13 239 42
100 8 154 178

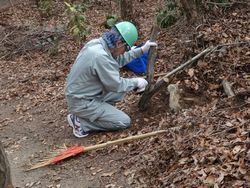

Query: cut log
0 142 13 188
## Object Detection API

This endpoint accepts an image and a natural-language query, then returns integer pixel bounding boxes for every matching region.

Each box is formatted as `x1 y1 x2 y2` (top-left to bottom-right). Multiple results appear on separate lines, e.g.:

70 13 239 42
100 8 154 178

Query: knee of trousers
117 114 131 129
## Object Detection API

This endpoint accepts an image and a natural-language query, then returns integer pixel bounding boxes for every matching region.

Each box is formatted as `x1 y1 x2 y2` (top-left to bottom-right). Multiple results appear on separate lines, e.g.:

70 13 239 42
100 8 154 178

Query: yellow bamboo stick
27 130 168 171
84 130 168 152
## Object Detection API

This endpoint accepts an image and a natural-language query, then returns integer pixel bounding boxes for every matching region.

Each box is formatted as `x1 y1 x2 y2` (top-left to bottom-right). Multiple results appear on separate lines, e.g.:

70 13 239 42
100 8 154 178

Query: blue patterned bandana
102 27 123 49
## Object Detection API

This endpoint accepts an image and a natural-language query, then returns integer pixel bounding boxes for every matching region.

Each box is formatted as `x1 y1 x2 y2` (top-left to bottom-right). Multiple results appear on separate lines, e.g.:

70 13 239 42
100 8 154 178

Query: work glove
141 40 157 53
135 78 148 93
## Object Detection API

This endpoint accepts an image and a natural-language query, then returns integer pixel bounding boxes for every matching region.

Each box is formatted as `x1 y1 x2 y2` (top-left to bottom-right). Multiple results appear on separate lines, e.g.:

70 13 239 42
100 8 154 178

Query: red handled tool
27 130 167 170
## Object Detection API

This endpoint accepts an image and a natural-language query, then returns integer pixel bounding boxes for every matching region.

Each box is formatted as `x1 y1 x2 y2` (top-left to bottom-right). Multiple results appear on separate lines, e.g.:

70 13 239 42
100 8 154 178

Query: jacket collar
99 37 113 57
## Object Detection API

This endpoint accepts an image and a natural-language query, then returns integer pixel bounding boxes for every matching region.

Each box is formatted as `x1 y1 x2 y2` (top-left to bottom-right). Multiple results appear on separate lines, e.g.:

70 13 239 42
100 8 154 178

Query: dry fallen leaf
101 171 116 177
232 145 242 154
188 68 194 77
204 175 216 185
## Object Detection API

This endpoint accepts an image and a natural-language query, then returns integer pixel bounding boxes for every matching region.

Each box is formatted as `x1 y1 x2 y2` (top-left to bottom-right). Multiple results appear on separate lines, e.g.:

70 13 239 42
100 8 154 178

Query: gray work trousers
66 92 131 132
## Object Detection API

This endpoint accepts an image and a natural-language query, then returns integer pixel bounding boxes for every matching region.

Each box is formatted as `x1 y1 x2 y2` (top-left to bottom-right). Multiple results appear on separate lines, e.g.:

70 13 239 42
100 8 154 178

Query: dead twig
205 41 250 57
0 31 14 44
206 1 249 6
142 72 169 79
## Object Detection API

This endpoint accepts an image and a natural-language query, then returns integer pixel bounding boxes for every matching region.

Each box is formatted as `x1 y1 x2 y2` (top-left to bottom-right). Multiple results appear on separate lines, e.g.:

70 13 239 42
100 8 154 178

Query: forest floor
0 0 249 188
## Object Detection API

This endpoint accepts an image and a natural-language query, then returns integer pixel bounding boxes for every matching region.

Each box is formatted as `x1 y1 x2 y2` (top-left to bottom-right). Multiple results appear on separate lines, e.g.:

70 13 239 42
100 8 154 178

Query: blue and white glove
141 40 157 53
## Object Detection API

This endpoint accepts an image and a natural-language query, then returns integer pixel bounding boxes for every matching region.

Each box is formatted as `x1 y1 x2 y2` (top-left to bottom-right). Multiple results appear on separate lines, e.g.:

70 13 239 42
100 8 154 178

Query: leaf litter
0 0 249 187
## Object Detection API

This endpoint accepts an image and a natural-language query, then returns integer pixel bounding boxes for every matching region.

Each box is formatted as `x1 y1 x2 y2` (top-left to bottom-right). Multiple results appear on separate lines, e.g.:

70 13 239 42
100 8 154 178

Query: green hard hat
115 21 138 47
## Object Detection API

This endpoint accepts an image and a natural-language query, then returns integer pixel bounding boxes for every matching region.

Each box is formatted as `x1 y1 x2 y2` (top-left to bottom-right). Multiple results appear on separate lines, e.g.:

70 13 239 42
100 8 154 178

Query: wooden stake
146 25 159 85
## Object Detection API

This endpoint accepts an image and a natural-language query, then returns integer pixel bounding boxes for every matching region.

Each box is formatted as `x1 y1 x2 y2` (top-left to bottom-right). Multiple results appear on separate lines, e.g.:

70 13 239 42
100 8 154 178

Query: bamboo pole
84 130 167 152
27 130 168 170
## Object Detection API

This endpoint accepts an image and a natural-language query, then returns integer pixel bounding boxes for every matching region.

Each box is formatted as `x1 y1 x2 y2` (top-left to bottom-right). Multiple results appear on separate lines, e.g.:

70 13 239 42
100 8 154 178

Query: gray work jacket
65 37 143 100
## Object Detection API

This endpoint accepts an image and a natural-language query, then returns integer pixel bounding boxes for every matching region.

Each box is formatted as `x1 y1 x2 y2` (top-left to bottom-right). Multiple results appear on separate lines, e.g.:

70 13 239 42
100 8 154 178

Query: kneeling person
64 21 157 138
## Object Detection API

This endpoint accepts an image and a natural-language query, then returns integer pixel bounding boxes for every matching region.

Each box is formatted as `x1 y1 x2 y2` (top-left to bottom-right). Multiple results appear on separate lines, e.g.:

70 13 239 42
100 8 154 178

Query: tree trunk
0 142 13 188
120 0 133 21
178 0 201 22
138 25 159 111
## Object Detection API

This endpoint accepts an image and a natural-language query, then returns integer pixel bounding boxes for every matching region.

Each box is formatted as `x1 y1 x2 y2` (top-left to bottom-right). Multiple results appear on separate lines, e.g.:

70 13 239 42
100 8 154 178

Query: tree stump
0 142 13 188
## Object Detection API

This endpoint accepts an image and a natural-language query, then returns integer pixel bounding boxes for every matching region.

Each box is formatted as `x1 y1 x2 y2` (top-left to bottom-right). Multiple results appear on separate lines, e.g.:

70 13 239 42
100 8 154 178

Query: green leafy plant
35 33 62 56
157 0 180 28
64 2 89 42
37 0 53 16
205 0 231 11
35 26 64 56
105 15 118 29
210 0 229 3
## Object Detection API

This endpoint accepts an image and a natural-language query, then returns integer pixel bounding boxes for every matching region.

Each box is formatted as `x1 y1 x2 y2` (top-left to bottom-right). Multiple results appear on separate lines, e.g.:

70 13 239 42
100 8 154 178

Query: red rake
27 130 167 170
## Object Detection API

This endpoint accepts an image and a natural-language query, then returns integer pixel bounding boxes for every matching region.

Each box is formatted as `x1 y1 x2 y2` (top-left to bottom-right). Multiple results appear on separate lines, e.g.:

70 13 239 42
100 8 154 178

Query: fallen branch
142 72 170 79
139 47 212 110
161 48 212 81
206 1 249 6
206 41 250 57
152 41 250 79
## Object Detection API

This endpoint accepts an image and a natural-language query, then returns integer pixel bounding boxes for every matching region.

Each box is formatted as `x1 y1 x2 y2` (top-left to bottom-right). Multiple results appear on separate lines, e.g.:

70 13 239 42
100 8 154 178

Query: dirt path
0 1 157 186
0 1 147 186
0 61 133 187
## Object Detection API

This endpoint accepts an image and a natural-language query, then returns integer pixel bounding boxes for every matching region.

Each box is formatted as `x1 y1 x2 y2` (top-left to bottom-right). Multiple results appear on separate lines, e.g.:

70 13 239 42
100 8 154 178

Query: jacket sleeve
93 54 138 92
116 48 143 68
